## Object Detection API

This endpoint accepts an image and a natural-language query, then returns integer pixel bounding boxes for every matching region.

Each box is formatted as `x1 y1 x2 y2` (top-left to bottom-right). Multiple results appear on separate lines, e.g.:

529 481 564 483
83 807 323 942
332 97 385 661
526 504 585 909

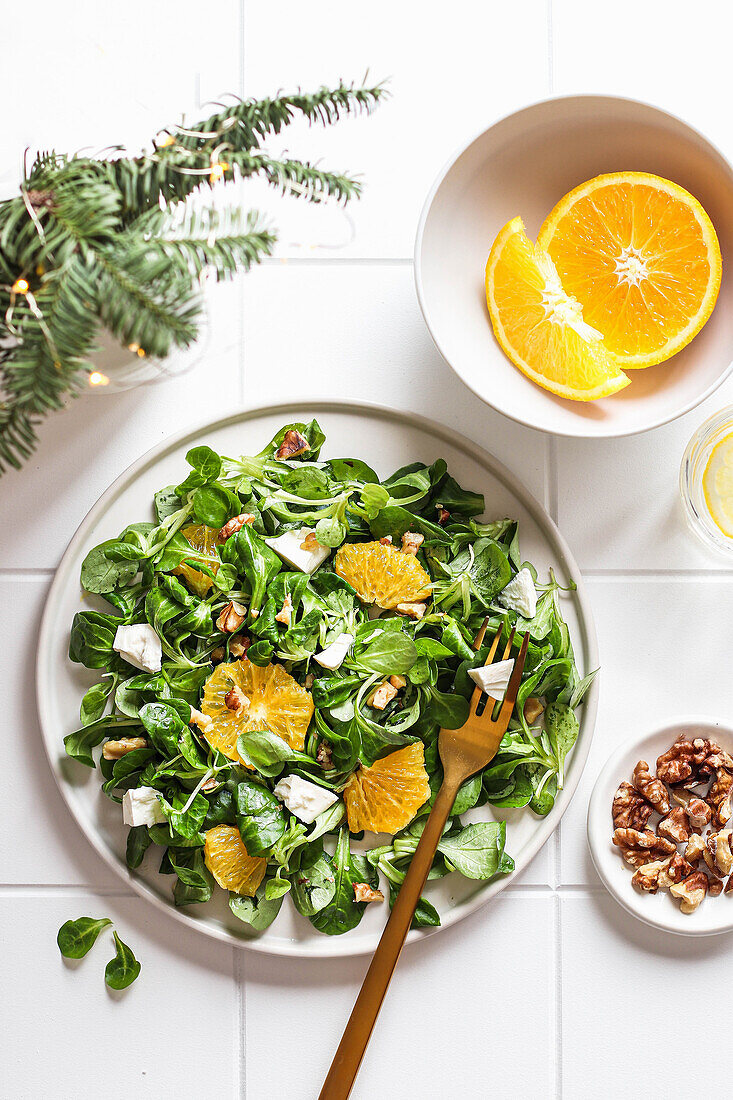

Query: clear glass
680 404 733 556
84 308 209 395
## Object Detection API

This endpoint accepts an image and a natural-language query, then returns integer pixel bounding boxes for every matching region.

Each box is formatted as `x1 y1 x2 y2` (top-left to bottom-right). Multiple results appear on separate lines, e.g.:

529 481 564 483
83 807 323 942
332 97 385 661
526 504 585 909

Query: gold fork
319 621 529 1100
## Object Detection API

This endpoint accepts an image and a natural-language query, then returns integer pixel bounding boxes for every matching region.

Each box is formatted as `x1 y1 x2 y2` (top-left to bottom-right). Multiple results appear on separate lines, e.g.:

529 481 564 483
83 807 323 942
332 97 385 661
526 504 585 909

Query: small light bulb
12 278 29 294
89 371 109 387
209 161 228 183
159 134 175 147
127 342 140 353
136 347 146 358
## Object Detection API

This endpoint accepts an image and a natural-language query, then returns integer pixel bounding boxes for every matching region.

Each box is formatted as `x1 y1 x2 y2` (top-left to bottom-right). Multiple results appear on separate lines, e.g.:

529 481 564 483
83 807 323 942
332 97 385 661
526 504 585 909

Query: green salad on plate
66 419 595 936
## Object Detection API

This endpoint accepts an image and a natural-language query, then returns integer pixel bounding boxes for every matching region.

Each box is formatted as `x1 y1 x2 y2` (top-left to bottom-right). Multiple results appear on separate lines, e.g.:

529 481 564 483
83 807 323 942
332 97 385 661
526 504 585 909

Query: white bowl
587 717 733 937
415 95 733 438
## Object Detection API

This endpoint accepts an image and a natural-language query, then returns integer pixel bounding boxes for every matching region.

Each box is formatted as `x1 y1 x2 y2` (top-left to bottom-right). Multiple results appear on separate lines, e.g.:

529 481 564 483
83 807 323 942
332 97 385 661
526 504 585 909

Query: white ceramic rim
37 398 599 956
414 92 733 440
587 715 733 937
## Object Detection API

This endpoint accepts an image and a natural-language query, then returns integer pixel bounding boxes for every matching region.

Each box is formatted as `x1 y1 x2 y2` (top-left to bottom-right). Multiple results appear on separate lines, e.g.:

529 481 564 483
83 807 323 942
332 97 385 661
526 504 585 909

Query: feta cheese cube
273 775 339 824
265 527 331 574
122 786 167 827
314 632 354 671
468 658 515 701
498 567 537 619
113 624 162 673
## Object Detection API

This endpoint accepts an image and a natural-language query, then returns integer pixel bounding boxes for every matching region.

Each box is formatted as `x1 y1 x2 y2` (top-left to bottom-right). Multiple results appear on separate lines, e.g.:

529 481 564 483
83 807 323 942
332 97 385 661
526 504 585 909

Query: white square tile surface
560 894 726 1100
243 894 556 1100
559 577 733 884
0 896 237 1100
552 0 733 161
3 3 733 1097
240 262 551 503
241 0 550 258
556 377 733 571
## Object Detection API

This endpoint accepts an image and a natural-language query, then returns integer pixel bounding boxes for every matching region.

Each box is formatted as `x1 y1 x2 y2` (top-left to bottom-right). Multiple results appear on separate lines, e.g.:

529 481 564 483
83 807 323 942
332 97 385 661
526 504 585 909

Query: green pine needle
0 79 384 472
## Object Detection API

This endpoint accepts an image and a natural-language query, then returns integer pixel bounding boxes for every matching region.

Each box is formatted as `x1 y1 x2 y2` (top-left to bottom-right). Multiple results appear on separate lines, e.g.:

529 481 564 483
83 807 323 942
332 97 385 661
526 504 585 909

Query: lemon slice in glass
703 434 733 538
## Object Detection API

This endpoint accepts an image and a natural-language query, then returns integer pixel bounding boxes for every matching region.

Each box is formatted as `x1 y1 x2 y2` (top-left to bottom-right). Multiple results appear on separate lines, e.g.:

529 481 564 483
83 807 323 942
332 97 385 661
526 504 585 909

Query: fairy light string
0 82 384 465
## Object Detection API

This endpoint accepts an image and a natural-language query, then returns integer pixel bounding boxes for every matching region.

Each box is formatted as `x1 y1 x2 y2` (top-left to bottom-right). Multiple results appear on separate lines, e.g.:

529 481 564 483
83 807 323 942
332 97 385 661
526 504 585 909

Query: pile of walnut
612 735 733 914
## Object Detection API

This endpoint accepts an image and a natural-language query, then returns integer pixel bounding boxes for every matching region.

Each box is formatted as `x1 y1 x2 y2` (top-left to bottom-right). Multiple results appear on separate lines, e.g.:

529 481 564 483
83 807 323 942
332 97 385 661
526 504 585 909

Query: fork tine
472 617 490 652
469 625 504 714
496 631 529 727
483 625 503 665
500 627 515 662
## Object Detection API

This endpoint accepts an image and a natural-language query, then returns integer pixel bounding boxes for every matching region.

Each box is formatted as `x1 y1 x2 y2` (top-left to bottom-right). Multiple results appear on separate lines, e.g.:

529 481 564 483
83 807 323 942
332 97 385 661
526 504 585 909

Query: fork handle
318 776 460 1100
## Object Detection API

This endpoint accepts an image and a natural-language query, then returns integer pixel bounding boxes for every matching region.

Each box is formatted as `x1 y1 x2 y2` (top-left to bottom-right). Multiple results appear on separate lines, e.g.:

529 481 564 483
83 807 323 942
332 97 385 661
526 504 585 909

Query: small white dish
415 94 733 438
587 717 733 937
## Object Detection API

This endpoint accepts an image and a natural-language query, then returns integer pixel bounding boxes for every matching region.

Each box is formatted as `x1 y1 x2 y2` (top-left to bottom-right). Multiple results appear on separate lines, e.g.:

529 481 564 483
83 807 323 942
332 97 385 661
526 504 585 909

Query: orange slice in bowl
486 216 629 401
537 173 721 368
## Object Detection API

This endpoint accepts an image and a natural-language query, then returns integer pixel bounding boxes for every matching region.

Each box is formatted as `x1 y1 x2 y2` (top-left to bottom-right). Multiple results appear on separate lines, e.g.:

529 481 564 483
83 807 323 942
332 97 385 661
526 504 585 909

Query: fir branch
96 249 201 358
4 158 122 271
0 78 384 472
109 80 386 218
229 152 362 203
2 257 99 410
0 398 39 473
184 80 388 152
0 257 99 470
124 206 276 282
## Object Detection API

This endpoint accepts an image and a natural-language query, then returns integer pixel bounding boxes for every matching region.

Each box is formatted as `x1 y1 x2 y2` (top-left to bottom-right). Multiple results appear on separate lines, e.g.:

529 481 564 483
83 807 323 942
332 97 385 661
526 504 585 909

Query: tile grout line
0 567 55 577
582 568 733 579
547 0 555 94
238 0 247 412
547 435 559 524
236 946 247 1100
554 893 563 1100
237 6 247 1099
0 884 137 896
261 256 413 267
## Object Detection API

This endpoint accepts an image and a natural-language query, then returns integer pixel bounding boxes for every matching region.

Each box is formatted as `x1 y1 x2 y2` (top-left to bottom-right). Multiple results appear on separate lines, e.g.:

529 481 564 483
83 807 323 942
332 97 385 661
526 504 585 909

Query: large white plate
37 401 599 956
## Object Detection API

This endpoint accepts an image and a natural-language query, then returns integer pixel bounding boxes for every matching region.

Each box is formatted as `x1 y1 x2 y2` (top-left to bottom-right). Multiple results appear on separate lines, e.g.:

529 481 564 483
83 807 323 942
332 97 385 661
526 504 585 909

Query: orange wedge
173 524 220 597
344 743 430 834
537 173 721 368
486 216 630 401
201 658 314 763
204 825 266 896
334 541 431 609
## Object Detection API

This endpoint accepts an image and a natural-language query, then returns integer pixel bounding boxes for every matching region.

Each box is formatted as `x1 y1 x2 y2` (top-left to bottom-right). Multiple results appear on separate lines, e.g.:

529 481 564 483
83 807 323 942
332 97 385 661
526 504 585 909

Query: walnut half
102 736 147 760
612 828 676 867
275 429 310 460
612 781 653 831
670 871 709 914
708 766 733 828
631 759 670 814
707 831 733 877
631 859 670 894
658 806 690 844
353 883 384 904
216 600 247 633
218 512 255 542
